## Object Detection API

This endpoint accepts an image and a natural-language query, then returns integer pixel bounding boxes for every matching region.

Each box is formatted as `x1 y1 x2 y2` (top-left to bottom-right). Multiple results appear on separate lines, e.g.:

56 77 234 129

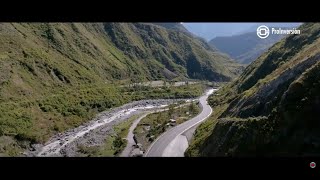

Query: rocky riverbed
24 99 190 157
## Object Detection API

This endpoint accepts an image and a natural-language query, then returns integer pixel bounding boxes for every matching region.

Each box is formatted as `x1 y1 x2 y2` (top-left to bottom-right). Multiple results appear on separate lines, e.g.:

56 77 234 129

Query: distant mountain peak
209 31 285 64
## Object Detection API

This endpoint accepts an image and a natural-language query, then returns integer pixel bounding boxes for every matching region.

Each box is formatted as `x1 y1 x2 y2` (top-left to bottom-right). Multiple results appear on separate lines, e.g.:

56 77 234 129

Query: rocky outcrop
223 53 320 118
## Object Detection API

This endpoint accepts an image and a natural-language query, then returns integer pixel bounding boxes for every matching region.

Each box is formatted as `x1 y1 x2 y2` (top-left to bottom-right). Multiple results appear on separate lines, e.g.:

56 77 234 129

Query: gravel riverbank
24 99 191 157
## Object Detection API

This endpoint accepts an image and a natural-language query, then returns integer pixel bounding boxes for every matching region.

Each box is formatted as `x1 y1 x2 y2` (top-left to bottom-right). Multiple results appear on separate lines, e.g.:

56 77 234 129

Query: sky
182 23 302 41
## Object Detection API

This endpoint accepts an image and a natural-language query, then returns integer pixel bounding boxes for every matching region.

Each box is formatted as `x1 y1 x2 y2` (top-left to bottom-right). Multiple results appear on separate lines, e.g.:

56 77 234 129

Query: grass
0 82 205 156
134 102 200 151
209 30 285 64
187 23 320 156
185 103 228 156
121 83 206 100
76 114 141 157
114 114 140 139
0 22 241 156
0 136 23 157
77 137 114 157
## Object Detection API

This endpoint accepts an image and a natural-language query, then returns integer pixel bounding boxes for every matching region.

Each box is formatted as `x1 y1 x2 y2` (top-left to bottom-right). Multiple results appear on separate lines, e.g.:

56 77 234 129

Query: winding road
31 100 173 157
27 88 215 157
120 112 150 157
144 88 217 157
120 102 196 157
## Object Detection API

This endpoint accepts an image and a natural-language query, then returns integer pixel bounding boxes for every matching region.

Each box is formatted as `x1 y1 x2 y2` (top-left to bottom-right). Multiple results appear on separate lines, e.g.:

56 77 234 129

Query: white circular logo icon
310 162 316 168
257 25 270 39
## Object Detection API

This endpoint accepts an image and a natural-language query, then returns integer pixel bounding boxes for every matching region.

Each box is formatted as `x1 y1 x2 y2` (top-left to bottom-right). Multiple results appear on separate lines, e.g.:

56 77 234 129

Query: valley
186 23 320 157
1 22 319 157
0 22 242 156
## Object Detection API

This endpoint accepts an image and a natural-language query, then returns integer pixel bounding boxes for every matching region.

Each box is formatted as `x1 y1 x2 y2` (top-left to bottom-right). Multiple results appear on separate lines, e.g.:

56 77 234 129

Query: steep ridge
209 31 285 64
103 23 241 81
186 23 320 156
0 23 242 155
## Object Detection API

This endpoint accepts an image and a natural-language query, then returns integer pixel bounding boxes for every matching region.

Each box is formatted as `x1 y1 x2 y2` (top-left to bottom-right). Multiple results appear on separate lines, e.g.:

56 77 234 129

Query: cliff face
186 23 320 156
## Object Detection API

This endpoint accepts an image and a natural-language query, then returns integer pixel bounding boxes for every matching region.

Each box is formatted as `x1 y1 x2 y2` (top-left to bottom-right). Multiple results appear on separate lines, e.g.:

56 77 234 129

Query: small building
144 125 151 131
169 119 176 126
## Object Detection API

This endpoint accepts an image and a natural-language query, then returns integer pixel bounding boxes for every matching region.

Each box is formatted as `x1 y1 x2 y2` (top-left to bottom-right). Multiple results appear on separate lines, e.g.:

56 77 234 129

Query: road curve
120 112 150 157
144 88 217 157
120 103 192 157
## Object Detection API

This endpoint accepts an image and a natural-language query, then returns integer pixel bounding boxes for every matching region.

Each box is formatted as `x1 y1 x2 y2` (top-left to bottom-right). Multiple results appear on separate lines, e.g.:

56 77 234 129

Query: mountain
186 23 320 156
183 23 254 41
0 23 242 155
154 23 215 51
183 23 301 41
103 23 242 81
209 32 285 64
235 23 302 35
152 23 189 33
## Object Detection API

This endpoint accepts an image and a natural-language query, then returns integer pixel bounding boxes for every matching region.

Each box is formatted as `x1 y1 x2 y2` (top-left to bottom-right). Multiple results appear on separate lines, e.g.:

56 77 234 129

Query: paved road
120 112 150 157
144 88 217 157
34 101 171 157
162 135 188 157
120 103 193 157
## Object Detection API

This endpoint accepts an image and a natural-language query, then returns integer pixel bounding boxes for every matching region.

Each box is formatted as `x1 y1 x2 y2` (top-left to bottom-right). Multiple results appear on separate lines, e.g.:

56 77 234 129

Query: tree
163 80 167 87
189 102 196 113
156 112 162 122
168 104 175 118
169 80 174 86
131 75 142 91
178 105 182 116
113 135 125 154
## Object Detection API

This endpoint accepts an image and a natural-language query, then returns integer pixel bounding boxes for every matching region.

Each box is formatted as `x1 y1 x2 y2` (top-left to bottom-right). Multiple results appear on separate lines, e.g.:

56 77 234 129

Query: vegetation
0 22 243 155
0 82 204 156
121 83 205 100
134 102 200 151
0 136 23 156
209 31 285 64
77 114 140 157
104 23 242 81
187 23 320 156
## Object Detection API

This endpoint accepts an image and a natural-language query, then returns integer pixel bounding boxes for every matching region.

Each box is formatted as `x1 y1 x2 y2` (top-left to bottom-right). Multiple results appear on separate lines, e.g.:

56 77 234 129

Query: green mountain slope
152 23 189 33
104 23 241 81
209 31 285 64
186 23 320 156
0 23 242 155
